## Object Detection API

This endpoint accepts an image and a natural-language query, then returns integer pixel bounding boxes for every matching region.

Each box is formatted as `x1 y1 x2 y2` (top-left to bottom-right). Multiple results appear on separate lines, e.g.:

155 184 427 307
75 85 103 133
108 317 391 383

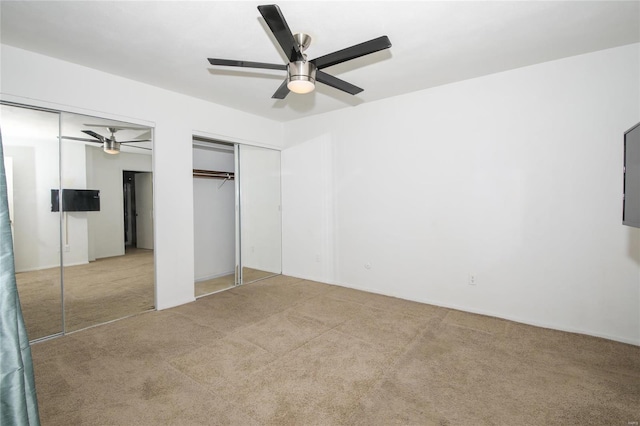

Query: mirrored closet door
1 104 63 340
1 102 156 341
60 112 155 332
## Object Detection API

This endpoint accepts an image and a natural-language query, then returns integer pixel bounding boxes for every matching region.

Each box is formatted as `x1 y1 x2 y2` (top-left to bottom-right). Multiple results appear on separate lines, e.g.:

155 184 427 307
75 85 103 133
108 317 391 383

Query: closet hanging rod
193 169 235 180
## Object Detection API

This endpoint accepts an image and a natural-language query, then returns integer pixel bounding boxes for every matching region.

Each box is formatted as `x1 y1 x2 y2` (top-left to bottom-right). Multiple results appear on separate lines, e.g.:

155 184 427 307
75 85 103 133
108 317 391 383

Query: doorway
123 170 154 250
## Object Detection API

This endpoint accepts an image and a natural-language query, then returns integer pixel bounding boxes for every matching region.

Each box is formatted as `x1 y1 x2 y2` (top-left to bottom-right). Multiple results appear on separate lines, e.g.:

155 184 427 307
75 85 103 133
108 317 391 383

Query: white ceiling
1 103 153 154
1 1 638 122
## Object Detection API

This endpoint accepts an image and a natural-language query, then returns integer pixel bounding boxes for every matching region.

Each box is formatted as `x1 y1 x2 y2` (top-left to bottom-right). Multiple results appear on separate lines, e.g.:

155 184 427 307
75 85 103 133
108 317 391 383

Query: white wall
1 44 283 310
87 147 152 259
193 145 235 281
3 134 60 272
282 43 640 345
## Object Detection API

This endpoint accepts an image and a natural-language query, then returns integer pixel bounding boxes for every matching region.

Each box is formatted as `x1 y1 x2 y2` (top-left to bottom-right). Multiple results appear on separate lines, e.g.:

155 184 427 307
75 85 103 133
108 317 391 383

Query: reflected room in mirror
60 112 155 332
0 102 156 340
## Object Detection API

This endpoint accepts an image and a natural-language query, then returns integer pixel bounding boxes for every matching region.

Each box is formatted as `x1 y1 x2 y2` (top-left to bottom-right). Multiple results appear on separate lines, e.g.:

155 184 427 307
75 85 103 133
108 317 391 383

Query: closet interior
192 138 282 297
193 139 237 296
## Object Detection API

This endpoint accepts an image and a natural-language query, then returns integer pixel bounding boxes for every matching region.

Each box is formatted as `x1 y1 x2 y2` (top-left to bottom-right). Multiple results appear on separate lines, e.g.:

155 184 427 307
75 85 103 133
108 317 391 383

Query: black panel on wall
51 189 100 212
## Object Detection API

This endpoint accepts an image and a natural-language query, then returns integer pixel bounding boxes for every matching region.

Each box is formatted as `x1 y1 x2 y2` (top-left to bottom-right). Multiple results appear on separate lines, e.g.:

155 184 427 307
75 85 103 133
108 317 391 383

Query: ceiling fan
207 4 392 99
61 125 151 155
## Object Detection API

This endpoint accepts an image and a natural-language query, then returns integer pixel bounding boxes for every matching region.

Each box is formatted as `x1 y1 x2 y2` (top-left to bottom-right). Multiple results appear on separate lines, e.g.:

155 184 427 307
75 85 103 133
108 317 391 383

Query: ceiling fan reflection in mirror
61 125 151 155
207 4 392 99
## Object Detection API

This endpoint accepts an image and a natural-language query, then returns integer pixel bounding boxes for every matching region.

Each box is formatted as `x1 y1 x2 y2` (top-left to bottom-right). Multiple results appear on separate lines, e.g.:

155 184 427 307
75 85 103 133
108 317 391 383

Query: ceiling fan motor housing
288 60 317 85
103 139 121 154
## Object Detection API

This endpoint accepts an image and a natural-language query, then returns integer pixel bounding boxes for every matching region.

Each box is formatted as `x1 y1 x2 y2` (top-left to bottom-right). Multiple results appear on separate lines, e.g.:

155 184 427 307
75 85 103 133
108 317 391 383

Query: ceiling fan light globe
287 79 315 94
103 140 120 154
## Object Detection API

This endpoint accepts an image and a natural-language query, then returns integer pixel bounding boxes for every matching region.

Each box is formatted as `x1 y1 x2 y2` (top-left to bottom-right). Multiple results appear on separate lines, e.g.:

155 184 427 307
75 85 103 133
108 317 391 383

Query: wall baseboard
16 260 90 274
283 272 640 347
195 270 235 282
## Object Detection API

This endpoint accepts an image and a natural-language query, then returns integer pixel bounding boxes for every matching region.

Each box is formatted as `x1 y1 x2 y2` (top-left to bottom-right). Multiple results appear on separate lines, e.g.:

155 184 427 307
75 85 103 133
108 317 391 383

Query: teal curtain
0 129 41 425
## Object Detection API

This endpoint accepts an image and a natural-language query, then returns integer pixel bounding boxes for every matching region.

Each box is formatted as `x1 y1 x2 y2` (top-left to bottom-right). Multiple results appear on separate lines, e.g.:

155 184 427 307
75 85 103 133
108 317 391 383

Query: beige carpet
31 275 639 425
17 248 155 340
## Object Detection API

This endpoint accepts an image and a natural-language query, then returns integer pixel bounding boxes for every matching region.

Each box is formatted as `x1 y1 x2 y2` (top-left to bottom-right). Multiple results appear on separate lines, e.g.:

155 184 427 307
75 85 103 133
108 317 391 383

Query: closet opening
192 137 238 297
192 135 283 298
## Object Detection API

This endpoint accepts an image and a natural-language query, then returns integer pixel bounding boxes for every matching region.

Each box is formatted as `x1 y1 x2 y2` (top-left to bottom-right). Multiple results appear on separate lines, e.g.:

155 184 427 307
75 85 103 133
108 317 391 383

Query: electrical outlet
468 274 476 286
64 245 70 252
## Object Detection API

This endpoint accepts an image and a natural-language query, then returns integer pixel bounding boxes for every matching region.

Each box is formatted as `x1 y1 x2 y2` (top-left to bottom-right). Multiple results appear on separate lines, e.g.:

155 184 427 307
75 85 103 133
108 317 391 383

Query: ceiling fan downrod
294 33 312 53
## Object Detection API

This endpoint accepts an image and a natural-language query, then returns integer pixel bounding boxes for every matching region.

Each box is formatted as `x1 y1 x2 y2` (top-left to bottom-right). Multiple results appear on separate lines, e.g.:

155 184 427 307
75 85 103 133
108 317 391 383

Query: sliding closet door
238 145 282 283
60 112 155 332
1 103 63 341
191 141 281 292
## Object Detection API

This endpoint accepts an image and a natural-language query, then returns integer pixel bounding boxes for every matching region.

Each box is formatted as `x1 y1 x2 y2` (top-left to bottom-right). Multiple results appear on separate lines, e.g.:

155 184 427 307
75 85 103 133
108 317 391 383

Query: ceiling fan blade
82 130 106 142
257 4 302 62
311 36 392 69
208 58 286 71
316 71 363 95
271 79 290 99
60 136 103 144
119 139 152 144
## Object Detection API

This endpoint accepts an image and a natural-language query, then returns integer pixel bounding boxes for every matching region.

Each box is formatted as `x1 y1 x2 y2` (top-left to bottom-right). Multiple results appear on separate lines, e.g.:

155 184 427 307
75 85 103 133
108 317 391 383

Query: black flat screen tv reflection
623 122 640 228
51 189 100 212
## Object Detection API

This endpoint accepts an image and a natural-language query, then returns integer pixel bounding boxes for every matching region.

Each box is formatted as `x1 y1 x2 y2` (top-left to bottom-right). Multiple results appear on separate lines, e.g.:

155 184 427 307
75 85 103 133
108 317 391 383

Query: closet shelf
193 169 235 180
